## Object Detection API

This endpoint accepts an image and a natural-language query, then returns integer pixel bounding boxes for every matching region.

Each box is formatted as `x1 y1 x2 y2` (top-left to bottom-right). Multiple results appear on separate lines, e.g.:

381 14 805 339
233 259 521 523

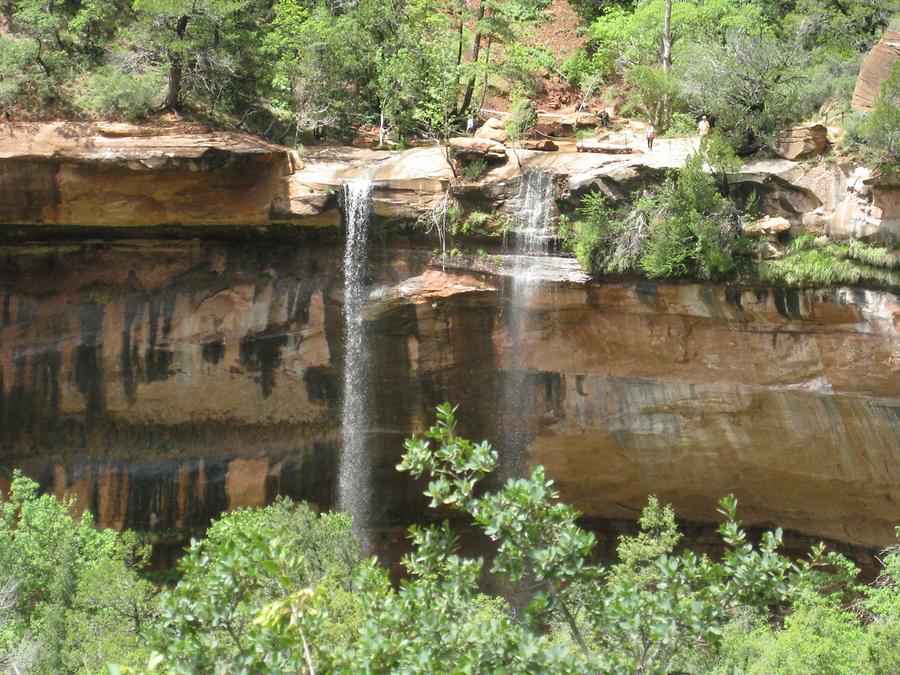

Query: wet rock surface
1 240 898 552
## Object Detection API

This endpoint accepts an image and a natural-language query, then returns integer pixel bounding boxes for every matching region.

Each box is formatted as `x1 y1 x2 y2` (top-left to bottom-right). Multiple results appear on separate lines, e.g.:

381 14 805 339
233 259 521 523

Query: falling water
338 179 373 544
500 171 557 472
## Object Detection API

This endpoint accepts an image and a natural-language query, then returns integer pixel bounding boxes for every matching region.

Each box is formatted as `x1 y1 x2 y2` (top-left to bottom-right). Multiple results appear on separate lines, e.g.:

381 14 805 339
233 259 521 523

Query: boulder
520 139 558 151
449 136 507 161
536 112 600 137
852 30 900 111
743 215 792 237
558 112 600 128
774 124 829 160
475 117 509 143
577 140 635 155
755 239 785 260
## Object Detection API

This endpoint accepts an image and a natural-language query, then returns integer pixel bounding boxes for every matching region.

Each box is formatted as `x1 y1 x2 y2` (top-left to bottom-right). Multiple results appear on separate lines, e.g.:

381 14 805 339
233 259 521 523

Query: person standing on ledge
698 115 710 137
645 120 656 151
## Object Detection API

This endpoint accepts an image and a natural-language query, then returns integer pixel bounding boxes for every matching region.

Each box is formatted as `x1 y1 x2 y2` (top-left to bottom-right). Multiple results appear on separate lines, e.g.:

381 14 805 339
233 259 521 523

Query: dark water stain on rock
145 293 176 382
270 440 338 510
121 291 146 402
240 330 288 397
724 286 744 312
304 366 340 403
31 347 61 416
74 303 106 418
773 289 805 320
635 281 660 311
201 339 225 365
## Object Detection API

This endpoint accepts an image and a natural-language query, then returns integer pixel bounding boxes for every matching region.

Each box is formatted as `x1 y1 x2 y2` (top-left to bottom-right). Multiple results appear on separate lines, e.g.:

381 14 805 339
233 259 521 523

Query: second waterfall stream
338 178 374 547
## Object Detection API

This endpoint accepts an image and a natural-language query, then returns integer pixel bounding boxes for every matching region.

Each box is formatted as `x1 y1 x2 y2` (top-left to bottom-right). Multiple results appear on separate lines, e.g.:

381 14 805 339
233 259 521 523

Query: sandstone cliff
1 240 897 552
1 123 897 242
1 123 898 562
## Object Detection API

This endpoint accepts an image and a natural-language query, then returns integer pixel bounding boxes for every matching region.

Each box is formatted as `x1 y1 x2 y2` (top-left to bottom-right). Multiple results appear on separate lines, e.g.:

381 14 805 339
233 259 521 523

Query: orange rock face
1 242 897 553
852 30 900 111
0 123 898 557
0 122 297 227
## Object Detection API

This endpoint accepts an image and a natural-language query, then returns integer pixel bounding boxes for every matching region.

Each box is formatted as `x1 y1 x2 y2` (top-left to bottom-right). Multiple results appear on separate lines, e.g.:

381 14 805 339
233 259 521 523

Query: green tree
397 404 849 673
678 30 805 151
131 0 269 113
0 471 147 674
863 62 900 168
155 498 361 672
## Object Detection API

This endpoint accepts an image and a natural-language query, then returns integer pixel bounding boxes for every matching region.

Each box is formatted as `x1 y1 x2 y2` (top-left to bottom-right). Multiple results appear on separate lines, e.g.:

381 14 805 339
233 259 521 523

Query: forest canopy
0 0 896 152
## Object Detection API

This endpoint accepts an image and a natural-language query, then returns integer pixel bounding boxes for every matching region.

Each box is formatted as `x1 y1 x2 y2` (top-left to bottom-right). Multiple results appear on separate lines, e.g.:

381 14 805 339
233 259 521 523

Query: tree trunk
478 37 493 110
662 0 672 73
165 15 190 111
458 1 486 117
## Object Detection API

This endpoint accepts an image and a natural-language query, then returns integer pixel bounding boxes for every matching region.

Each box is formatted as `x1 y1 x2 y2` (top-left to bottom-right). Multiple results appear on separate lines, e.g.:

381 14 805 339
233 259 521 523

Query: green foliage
758 235 900 288
707 535 900 674
155 498 360 672
396 404 887 673
75 65 166 119
570 148 746 280
625 65 682 130
667 111 698 135
678 30 805 151
2 410 900 672
0 471 154 674
506 95 539 140
586 0 770 80
60 537 157 672
859 62 900 169
505 0 551 23
451 209 506 238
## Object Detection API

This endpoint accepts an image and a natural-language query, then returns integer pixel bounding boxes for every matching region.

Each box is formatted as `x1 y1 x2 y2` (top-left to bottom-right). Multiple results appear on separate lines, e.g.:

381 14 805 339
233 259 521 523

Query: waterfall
338 179 373 544
500 171 556 472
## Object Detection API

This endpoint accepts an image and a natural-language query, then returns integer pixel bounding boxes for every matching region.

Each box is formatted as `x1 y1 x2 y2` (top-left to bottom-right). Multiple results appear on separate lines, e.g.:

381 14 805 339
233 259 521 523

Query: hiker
697 115 710 137
598 109 610 128
645 120 656 151
466 115 476 134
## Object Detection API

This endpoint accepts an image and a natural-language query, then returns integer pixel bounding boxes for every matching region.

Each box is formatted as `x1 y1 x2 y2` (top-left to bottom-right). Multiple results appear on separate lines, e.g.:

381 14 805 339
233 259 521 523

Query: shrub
570 148 746 280
641 153 744 279
863 62 900 168
462 158 489 181
506 96 539 141
75 65 166 120
0 36 44 110
625 65 683 131
758 235 900 288
567 191 652 275
667 111 698 135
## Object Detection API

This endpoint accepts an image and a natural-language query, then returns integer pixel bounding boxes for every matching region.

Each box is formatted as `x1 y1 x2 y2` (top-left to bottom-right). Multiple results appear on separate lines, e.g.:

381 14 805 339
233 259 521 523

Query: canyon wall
1 240 898 552
0 123 898 561
1 122 897 242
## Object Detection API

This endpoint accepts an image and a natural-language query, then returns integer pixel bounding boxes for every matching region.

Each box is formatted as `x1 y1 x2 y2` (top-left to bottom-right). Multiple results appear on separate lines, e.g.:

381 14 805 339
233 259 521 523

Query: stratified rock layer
1 241 897 550
852 30 900 111
2 122 897 242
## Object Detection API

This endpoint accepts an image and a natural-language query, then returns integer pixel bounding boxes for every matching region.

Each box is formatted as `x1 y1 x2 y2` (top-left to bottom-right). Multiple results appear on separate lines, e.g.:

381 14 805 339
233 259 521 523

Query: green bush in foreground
2 406 900 673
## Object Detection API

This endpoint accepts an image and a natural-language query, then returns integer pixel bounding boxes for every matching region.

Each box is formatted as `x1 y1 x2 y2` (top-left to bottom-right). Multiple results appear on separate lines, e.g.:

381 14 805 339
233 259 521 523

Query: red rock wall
852 30 900 111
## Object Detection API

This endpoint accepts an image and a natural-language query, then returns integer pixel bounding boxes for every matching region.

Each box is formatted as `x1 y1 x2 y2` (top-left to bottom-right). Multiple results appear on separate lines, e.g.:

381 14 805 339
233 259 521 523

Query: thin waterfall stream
500 171 557 474
338 178 374 545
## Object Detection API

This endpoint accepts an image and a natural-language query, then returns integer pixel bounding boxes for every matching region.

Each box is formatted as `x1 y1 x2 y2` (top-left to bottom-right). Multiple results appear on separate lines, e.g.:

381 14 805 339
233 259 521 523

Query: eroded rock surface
852 30 900 111
1 241 897 551
1 122 897 241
